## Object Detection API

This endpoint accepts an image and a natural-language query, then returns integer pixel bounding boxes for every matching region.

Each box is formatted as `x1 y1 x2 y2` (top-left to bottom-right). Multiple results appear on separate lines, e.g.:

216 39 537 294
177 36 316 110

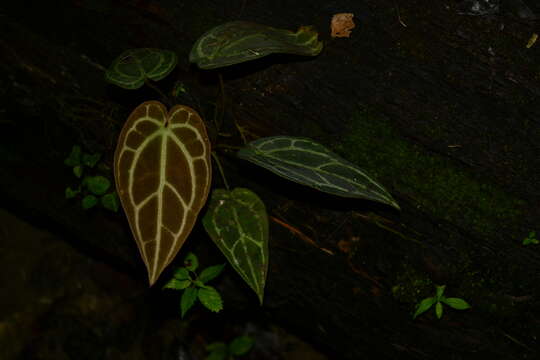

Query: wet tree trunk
0 1 539 359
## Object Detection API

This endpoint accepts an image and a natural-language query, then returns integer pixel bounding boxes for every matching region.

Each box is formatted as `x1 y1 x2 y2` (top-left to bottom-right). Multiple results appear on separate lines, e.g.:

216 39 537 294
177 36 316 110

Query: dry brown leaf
331 13 355 38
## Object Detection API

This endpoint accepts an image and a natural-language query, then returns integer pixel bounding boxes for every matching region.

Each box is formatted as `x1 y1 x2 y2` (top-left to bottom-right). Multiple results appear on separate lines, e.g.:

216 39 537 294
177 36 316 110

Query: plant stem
144 79 172 106
211 151 230 191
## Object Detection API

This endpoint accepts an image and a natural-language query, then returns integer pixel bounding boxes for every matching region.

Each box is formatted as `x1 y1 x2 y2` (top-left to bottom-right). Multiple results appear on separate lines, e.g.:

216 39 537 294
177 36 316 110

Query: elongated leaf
202 188 269 304
105 48 178 89
181 287 198 318
435 301 443 319
442 297 471 310
413 297 436 319
114 101 212 285
238 136 400 209
189 21 323 69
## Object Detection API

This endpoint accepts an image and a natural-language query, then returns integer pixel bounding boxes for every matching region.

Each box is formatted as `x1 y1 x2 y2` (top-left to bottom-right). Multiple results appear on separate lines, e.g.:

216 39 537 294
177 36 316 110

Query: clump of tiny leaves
522 231 538 246
64 145 119 211
413 285 471 320
163 252 225 318
206 335 254 360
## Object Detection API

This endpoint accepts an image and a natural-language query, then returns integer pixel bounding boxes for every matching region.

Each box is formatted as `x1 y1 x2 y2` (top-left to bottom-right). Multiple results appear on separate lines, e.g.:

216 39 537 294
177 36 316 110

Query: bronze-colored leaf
114 101 212 285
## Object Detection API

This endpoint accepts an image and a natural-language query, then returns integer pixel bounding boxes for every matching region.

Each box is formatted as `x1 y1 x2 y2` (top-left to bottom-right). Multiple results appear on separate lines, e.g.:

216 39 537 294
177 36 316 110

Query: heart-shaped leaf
189 21 323 69
238 136 399 209
105 48 178 89
114 101 212 285
202 188 269 304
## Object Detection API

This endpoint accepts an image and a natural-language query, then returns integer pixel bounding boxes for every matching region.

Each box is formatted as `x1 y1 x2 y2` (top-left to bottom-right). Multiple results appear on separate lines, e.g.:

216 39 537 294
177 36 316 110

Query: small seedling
64 145 119 212
522 231 538 246
413 285 470 319
163 252 225 318
206 335 254 360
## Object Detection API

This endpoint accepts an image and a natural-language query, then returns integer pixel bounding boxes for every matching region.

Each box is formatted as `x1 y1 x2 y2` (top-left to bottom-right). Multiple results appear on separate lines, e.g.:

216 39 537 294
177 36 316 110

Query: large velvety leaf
189 21 323 69
237 136 400 209
202 188 269 304
114 101 212 285
105 48 177 89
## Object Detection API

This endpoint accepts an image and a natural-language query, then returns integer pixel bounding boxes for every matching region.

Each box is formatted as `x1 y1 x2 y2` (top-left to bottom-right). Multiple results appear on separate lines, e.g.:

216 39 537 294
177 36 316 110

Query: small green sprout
206 335 254 360
522 231 538 246
413 285 470 320
64 145 119 212
163 252 226 318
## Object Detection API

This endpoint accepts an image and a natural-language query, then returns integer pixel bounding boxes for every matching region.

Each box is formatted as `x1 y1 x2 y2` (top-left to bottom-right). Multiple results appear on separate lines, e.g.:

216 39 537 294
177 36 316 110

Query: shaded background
0 0 539 359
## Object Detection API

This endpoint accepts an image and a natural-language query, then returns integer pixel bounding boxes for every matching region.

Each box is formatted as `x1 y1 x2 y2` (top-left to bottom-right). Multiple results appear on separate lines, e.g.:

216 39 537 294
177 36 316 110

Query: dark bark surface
0 1 539 359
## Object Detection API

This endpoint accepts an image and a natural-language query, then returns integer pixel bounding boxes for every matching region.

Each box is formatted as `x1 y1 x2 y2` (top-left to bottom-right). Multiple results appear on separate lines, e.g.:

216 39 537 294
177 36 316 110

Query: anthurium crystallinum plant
109 21 399 305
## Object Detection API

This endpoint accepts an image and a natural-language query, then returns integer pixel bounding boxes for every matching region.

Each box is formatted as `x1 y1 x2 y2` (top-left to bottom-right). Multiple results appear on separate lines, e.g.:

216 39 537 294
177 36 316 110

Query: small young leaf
181 287 198 318
198 264 226 284
105 48 178 89
163 278 191 290
65 145 82 166
173 267 191 281
442 297 471 310
198 286 223 313
73 165 83 178
101 192 119 212
65 186 80 199
229 335 254 356
435 301 443 319
184 253 199 272
435 285 446 300
206 342 227 360
238 136 399 209
82 152 101 168
84 175 111 195
81 194 98 209
413 297 436 319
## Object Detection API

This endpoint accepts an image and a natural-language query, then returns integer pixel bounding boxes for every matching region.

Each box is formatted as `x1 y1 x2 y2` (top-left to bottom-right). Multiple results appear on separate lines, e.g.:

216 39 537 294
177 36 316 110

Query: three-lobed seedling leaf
64 145 118 211
522 231 538 246
413 285 471 320
163 253 226 318
206 335 254 360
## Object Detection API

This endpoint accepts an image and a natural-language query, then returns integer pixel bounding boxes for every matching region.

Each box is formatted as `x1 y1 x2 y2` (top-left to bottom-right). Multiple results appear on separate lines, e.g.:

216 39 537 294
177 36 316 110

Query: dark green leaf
84 175 110 195
184 252 199 272
198 264 226 284
206 342 227 360
229 335 254 356
413 297 436 319
173 267 191 281
180 287 198 318
73 165 83 178
105 48 178 89
163 278 191 290
442 297 471 310
64 145 82 166
198 286 223 313
81 195 98 209
238 136 399 209
65 186 80 199
190 21 323 69
101 192 119 212
435 301 443 319
82 152 101 168
203 188 269 304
